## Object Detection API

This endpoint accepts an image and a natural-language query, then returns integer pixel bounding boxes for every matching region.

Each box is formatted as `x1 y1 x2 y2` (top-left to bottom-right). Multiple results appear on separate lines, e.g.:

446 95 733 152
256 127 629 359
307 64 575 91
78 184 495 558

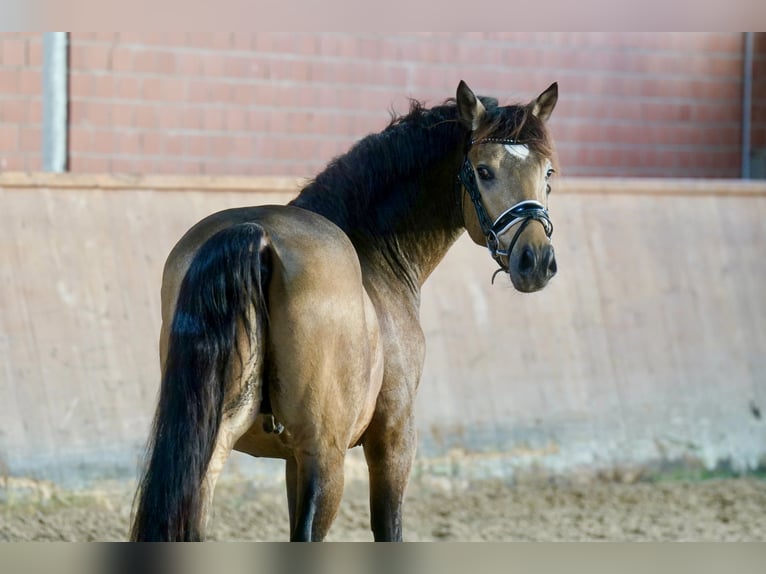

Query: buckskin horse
130 80 559 541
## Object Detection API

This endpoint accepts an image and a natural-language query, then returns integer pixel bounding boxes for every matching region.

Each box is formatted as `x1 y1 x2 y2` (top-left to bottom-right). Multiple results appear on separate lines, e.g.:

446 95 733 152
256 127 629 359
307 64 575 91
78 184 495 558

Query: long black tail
130 222 271 541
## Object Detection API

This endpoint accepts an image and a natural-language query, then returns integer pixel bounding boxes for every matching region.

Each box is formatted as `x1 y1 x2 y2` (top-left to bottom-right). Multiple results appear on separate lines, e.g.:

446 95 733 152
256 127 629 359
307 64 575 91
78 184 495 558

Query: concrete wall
1 175 765 487
0 32 748 177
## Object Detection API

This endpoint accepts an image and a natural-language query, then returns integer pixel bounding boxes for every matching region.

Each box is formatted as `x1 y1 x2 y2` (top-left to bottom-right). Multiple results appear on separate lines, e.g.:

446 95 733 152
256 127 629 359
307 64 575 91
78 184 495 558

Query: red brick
231 33 254 51
111 157 142 174
178 107 203 130
85 44 112 70
0 69 20 91
78 101 112 126
155 51 177 75
18 69 41 95
0 98 28 123
209 135 233 156
252 34 275 54
116 32 147 44
232 136 253 159
0 154 27 171
94 75 116 99
93 130 115 153
231 84 255 106
24 98 42 124
132 50 158 73
19 126 40 152
223 108 248 131
134 106 158 129
221 56 249 78
185 33 215 50
111 103 135 127
156 107 179 130
27 39 43 67
68 127 93 153
141 132 163 155
185 134 207 156
94 32 120 43
69 72 93 98
141 77 163 100
356 37 380 60
164 133 184 155
202 107 225 131
247 109 271 132
201 53 226 77
66 155 109 173
175 53 202 76
1 38 27 66
116 132 141 154
115 77 141 100
187 80 211 103
111 47 134 72
0 125 19 151
68 32 92 42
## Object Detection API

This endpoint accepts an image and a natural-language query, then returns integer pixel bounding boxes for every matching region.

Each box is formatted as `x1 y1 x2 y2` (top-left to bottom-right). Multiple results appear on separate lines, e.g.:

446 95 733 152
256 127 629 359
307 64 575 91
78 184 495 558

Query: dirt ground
1 475 765 542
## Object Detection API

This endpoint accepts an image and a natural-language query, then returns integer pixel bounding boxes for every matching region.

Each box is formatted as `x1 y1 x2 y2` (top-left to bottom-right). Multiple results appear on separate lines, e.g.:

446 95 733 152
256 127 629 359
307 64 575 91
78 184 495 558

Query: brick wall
0 33 749 178
0 33 43 171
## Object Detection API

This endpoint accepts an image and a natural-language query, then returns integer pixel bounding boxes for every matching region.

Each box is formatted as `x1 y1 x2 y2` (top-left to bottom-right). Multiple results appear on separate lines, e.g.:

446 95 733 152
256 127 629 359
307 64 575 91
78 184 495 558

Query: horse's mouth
508 270 553 293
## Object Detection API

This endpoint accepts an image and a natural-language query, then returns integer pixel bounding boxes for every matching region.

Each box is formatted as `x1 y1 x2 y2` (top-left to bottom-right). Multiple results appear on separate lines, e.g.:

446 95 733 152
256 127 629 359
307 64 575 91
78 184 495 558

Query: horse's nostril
543 245 557 278
518 246 536 275
548 256 557 276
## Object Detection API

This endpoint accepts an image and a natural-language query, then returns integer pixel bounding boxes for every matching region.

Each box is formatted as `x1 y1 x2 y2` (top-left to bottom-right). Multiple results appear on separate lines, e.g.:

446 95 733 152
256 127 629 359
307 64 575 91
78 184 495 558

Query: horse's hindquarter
262 209 385 453
160 205 384 459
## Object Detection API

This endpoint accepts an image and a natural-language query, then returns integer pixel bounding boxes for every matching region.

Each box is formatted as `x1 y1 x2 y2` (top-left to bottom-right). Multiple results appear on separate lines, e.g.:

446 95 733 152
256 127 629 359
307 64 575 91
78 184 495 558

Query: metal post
741 32 754 179
42 32 68 173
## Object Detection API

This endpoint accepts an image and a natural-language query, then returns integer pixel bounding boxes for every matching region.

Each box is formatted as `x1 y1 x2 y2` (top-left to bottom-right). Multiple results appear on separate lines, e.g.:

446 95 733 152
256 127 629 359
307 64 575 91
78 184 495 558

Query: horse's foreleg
363 411 417 542
290 449 345 541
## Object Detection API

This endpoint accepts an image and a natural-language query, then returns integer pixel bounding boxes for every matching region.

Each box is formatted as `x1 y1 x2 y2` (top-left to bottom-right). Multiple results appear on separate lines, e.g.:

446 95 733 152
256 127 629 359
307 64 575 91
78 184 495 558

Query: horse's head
456 80 558 293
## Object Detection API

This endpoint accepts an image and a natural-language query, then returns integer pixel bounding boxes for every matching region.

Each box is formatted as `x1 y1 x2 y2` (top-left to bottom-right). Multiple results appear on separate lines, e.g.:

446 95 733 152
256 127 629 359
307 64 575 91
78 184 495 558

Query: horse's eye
476 165 494 181
546 168 555 179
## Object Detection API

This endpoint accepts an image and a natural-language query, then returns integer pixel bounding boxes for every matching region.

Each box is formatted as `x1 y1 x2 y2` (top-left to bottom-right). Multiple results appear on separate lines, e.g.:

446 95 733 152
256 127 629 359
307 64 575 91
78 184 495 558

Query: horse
129 80 559 542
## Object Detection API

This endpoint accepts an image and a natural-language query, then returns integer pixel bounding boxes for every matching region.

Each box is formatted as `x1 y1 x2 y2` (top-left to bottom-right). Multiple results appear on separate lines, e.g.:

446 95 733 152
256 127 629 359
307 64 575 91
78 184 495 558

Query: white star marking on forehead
504 144 530 160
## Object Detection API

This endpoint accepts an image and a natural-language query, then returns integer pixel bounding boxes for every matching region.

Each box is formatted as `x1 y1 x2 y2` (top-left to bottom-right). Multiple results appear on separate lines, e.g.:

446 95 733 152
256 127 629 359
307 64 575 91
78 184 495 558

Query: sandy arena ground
2 475 765 542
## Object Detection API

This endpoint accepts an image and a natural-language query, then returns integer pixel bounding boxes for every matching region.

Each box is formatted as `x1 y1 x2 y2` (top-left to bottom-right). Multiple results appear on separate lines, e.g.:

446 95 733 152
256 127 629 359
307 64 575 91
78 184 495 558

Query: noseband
458 138 553 283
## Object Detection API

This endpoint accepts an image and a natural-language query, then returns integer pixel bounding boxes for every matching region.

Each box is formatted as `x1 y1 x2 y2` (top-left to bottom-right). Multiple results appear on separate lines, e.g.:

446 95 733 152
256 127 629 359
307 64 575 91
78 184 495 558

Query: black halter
457 138 553 283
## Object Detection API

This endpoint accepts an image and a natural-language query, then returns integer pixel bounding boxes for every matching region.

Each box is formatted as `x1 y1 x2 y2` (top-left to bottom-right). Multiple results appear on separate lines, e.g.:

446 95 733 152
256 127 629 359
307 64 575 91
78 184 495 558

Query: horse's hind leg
199 324 263 536
290 448 345 542
285 457 298 535
198 397 259 535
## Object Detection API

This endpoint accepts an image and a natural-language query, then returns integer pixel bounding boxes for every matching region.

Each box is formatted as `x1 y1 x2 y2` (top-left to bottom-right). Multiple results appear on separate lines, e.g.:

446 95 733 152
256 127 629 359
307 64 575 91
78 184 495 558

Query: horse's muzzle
510 243 557 292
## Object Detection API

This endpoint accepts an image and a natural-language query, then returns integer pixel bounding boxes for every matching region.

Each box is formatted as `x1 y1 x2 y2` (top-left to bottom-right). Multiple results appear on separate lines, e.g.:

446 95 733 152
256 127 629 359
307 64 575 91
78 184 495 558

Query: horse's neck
355 157 466 294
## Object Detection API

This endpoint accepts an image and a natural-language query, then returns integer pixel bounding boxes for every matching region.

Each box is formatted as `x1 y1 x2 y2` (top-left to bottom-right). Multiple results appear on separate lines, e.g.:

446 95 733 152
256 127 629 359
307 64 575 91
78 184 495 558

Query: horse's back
161 204 384 457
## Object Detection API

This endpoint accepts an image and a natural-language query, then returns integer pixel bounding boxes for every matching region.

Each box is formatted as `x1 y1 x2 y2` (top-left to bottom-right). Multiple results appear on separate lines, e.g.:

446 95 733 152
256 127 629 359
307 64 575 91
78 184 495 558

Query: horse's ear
456 80 486 131
531 82 558 122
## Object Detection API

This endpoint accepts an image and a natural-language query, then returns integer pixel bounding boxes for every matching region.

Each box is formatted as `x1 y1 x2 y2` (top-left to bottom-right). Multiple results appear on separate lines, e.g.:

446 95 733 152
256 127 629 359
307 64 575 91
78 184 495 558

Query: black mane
289 96 552 238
